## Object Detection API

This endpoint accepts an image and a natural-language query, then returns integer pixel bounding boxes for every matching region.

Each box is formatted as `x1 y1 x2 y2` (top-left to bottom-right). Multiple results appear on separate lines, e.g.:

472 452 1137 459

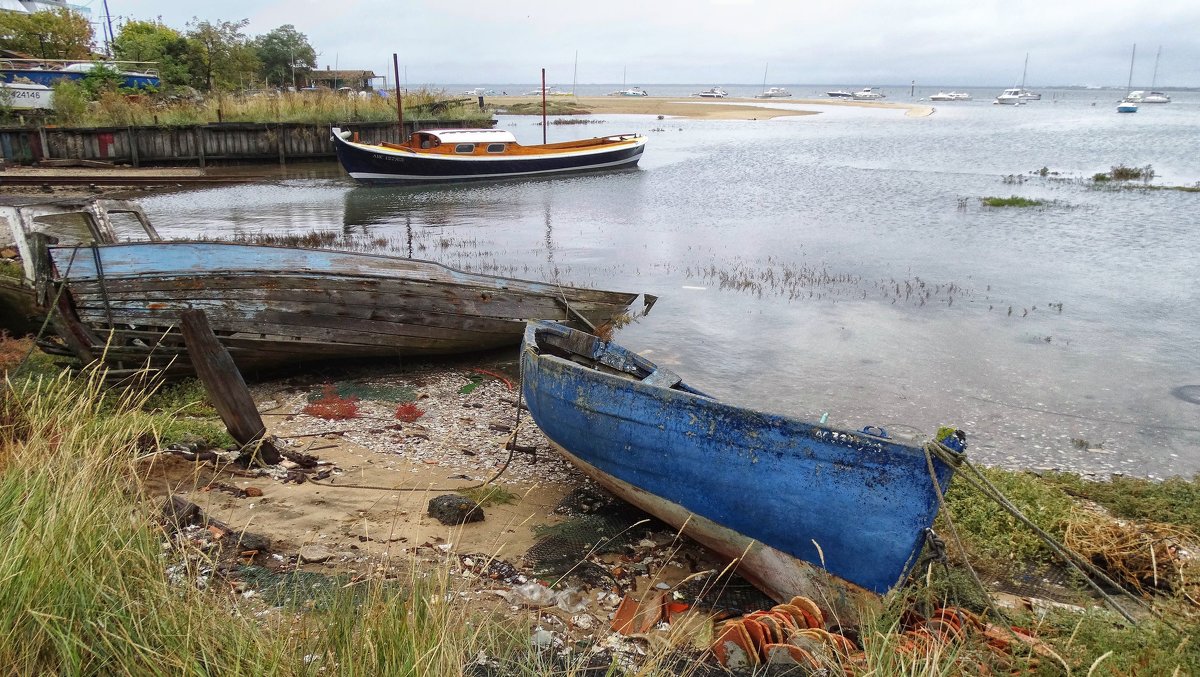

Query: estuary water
141 93 1200 477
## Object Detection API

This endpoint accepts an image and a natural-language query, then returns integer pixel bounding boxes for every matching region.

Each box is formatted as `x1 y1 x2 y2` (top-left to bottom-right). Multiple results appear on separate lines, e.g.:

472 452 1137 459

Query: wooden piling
179 309 280 465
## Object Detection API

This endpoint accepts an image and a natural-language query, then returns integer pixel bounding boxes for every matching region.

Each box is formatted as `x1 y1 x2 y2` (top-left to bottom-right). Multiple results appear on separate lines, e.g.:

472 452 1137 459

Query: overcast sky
94 0 1198 88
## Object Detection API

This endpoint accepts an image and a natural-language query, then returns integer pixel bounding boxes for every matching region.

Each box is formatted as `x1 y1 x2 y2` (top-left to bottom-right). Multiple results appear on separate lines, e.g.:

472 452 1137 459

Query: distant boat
0 81 53 110
331 127 646 183
609 87 649 97
851 87 885 100
523 86 570 96
0 58 160 90
462 87 495 96
1118 44 1138 113
1140 47 1170 103
928 91 971 101
693 86 728 98
520 320 965 619
826 90 853 98
755 87 792 99
994 88 1024 105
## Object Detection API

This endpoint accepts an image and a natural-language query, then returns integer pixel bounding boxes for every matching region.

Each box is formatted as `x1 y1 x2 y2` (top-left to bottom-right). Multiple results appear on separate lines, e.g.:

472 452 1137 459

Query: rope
922 443 1005 622
928 442 1178 629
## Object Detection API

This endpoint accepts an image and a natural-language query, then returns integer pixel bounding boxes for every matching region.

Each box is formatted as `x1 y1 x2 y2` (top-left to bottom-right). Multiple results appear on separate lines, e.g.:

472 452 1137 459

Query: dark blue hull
520 321 962 603
332 132 645 184
0 70 160 90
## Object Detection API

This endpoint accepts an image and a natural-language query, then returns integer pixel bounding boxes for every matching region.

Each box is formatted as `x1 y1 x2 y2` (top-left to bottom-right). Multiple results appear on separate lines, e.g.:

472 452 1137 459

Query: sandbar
492 95 934 119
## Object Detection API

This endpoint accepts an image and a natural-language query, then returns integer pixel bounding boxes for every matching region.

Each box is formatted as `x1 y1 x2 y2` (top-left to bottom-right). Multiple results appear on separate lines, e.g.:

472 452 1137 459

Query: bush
51 79 88 123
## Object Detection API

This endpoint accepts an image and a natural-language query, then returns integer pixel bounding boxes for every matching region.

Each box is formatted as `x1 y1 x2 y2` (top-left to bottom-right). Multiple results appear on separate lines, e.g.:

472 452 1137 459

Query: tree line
0 8 318 92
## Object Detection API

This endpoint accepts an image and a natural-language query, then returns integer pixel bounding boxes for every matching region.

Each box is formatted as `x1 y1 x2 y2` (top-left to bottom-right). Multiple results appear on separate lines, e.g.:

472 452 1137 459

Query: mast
1150 45 1161 88
393 53 404 138
1126 44 1136 91
1020 53 1029 89
761 62 768 93
572 51 578 96
541 68 548 144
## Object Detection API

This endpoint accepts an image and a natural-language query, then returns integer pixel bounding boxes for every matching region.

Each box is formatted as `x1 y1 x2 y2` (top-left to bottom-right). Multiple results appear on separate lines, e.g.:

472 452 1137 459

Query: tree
254 25 316 90
112 20 192 89
0 8 93 59
184 18 260 91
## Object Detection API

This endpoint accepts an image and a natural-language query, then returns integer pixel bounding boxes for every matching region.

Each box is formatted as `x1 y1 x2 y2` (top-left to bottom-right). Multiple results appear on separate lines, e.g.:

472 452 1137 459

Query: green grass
941 466 1080 567
980 196 1045 208
459 483 518 507
1040 472 1200 532
0 259 22 280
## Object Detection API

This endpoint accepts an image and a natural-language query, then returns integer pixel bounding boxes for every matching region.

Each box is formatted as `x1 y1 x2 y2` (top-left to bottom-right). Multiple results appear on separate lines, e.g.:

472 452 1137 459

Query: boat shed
304 68 377 90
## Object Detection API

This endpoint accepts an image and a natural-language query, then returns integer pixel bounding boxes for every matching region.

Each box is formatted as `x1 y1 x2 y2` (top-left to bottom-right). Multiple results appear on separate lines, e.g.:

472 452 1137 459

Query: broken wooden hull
520 321 963 614
44 242 647 376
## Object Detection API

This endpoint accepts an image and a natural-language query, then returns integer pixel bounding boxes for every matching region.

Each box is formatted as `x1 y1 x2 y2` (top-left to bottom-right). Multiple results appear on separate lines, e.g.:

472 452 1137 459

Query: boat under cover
331 127 646 184
520 321 964 620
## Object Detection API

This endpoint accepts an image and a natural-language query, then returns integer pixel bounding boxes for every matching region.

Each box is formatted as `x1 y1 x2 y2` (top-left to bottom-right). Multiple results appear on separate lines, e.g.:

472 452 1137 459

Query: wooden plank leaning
178 308 281 465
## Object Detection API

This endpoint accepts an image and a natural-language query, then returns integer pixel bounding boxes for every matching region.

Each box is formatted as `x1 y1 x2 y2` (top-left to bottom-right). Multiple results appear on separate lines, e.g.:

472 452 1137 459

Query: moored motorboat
929 91 971 101
1141 91 1170 104
993 88 1024 105
608 87 649 97
693 86 728 98
331 127 646 184
755 87 792 99
851 87 885 100
826 90 853 98
520 321 965 620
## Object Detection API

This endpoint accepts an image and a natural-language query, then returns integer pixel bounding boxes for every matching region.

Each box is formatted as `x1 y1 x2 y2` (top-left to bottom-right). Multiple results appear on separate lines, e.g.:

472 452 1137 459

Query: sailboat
1118 45 1138 113
755 63 791 98
994 53 1039 104
1139 46 1171 103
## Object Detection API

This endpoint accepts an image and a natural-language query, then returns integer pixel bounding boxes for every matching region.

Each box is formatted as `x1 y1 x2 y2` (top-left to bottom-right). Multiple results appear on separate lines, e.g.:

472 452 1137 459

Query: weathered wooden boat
33 242 651 377
2 198 156 336
330 127 646 184
520 320 965 621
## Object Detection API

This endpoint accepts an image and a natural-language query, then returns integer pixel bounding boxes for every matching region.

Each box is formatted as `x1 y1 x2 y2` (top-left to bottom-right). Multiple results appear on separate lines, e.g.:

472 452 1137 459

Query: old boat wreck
6 199 652 377
521 321 966 621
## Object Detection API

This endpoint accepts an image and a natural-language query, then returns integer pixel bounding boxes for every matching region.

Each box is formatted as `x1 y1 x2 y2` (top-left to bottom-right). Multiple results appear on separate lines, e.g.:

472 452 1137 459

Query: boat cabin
405 129 519 153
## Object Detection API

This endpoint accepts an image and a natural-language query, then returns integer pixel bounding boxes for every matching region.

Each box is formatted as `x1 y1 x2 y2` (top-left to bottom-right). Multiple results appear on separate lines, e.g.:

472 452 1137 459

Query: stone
298 544 334 563
243 487 263 498
427 494 484 526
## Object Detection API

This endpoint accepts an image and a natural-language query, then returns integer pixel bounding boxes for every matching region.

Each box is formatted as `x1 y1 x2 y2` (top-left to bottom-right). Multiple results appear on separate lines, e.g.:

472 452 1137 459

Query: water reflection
136 102 1200 477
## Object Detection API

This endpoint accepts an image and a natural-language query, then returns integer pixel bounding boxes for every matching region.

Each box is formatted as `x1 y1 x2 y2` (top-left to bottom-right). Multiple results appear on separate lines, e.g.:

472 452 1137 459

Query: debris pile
1064 516 1197 595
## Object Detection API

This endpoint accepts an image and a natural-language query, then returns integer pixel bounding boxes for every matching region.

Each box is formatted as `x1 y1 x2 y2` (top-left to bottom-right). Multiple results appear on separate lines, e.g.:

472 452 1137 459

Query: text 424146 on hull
520 321 965 621
331 128 646 184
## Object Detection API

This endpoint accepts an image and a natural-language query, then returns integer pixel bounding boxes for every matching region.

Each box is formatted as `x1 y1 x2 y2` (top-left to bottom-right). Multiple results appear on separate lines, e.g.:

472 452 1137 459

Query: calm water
142 94 1200 477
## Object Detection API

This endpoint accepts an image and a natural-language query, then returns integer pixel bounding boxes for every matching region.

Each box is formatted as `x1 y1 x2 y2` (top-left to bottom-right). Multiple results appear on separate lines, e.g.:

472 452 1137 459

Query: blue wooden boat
520 321 965 619
331 127 646 184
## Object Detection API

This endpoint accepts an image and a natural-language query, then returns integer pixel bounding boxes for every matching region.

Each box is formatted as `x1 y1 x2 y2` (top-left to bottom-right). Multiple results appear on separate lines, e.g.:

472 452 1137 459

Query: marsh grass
49 89 490 128
981 196 1045 208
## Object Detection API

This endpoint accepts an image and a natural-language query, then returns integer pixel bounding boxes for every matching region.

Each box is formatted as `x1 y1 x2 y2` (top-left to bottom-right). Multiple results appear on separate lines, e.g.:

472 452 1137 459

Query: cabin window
486 143 506 154
454 143 475 154
30 213 98 245
107 211 156 241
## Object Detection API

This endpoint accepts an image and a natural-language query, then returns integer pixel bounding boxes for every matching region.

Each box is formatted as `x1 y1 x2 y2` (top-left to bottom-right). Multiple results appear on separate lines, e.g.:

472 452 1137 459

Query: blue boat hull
332 131 645 184
520 321 962 612
0 70 159 90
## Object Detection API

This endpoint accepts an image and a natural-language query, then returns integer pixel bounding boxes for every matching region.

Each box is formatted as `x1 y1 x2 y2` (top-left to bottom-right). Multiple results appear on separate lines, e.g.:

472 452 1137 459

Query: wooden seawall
0 120 489 167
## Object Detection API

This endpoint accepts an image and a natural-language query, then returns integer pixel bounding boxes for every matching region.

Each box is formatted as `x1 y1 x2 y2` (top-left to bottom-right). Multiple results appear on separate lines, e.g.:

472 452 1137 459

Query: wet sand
494 95 935 118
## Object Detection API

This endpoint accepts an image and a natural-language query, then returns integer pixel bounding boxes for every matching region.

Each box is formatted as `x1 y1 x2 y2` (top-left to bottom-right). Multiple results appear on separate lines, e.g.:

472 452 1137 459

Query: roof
424 129 518 144
307 70 377 80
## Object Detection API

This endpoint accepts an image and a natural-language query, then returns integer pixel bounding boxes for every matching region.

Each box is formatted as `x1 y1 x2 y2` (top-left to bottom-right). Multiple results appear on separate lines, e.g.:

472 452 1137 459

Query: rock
243 487 264 498
229 530 270 554
298 544 334 563
427 494 484 525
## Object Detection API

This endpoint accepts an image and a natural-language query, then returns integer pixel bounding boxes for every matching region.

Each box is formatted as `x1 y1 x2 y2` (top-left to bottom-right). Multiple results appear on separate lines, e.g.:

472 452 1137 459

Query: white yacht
609 87 649 97
694 86 728 98
929 91 971 101
994 88 1024 105
755 87 792 99
851 87 885 100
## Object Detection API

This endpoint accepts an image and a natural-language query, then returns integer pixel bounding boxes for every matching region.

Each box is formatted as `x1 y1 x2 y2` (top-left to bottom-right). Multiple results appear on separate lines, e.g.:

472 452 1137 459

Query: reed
50 88 490 128
980 196 1044 208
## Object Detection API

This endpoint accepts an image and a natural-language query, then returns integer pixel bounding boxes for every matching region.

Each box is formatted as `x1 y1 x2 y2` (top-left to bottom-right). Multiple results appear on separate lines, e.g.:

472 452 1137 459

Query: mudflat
493 95 934 119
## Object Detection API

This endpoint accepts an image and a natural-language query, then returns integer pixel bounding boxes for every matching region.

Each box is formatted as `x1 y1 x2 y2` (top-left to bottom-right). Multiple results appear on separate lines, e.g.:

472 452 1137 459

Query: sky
85 0 1199 88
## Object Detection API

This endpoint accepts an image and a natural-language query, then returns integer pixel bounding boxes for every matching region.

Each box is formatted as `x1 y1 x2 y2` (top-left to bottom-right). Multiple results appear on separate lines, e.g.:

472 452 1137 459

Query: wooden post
393 53 404 141
127 126 139 167
541 68 547 144
194 127 206 168
179 309 280 465
37 126 50 161
277 124 286 166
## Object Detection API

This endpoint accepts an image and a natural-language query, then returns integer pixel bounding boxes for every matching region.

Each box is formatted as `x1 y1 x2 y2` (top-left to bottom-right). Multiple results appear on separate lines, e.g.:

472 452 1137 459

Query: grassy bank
41 88 491 128
2 342 1198 674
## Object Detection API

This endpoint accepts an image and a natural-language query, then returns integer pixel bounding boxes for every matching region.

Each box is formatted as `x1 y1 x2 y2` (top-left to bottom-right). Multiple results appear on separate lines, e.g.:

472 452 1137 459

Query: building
303 67 378 91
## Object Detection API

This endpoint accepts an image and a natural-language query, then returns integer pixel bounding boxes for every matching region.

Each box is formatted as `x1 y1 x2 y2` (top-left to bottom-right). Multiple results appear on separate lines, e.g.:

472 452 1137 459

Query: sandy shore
494 95 934 119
